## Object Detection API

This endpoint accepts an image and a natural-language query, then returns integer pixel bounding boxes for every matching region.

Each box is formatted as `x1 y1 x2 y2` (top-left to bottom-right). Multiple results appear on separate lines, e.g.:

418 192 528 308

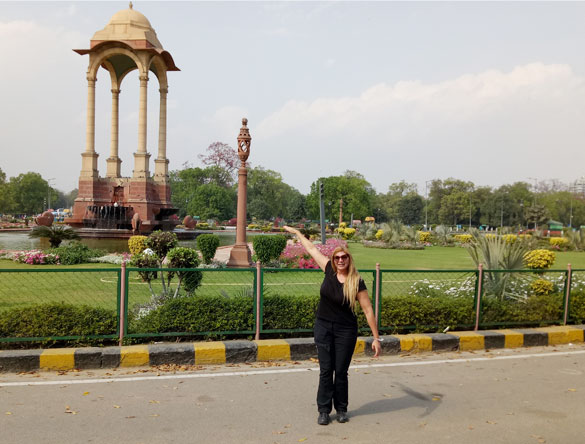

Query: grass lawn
348 243 585 270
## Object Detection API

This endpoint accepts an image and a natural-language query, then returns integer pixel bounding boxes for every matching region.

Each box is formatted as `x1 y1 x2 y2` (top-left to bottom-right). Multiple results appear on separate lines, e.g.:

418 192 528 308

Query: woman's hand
283 225 300 236
372 339 382 358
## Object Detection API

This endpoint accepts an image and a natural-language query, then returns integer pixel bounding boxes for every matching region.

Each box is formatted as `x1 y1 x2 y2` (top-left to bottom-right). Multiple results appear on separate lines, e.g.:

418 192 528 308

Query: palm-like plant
465 229 531 300
29 225 80 248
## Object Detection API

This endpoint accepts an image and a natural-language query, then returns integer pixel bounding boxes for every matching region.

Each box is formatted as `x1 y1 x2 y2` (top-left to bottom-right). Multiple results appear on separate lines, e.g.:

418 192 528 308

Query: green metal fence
0 268 121 343
1 264 585 345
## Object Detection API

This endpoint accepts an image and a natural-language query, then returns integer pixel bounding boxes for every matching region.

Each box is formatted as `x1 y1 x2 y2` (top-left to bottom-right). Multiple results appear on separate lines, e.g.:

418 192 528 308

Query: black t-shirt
316 261 367 326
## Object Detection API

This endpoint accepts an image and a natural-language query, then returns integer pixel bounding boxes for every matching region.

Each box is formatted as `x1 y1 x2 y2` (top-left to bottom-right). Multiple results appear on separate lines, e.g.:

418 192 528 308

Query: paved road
1 344 585 444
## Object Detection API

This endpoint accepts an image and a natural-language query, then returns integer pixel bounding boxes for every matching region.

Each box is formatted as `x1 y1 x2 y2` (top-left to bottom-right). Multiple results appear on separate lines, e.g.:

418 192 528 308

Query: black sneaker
337 411 349 423
317 412 330 425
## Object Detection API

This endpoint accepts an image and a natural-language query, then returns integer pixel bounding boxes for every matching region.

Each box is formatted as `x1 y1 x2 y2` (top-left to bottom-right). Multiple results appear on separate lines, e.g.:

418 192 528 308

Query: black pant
314 317 358 413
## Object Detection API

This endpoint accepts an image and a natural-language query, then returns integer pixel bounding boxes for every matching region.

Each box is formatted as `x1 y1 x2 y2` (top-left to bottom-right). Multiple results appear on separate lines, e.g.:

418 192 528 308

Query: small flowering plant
13 250 60 265
280 238 348 269
523 249 556 270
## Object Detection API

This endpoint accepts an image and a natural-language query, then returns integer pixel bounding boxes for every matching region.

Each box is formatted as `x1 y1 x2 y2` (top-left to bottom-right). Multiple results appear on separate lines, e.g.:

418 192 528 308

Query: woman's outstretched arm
283 226 329 271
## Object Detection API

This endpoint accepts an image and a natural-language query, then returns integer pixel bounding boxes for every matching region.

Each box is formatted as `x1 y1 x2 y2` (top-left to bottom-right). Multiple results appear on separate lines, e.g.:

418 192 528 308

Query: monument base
227 244 253 268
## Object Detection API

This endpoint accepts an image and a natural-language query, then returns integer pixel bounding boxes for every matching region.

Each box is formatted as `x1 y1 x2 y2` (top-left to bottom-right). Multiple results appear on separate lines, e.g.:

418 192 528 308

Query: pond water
0 230 266 253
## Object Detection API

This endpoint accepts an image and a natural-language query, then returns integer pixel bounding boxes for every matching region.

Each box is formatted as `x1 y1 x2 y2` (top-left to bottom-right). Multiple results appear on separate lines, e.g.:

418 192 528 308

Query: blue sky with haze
1 1 585 194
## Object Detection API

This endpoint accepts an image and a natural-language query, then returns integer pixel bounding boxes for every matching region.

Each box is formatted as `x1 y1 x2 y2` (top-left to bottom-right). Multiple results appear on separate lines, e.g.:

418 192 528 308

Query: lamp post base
227 244 253 268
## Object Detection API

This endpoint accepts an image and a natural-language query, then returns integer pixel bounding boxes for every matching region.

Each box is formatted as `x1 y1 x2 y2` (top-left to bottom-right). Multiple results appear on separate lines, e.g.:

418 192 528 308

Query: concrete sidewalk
1 325 584 373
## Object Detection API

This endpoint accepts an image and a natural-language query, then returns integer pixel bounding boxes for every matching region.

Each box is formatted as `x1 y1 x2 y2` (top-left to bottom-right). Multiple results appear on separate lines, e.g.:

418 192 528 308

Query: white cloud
252 63 585 193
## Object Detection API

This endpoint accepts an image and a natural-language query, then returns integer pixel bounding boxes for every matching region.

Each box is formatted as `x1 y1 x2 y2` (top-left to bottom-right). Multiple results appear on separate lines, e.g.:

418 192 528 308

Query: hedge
0 303 117 349
3 293 585 348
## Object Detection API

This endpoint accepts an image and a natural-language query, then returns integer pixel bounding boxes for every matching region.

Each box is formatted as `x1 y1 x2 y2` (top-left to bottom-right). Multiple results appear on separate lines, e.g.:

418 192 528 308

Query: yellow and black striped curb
1 325 584 373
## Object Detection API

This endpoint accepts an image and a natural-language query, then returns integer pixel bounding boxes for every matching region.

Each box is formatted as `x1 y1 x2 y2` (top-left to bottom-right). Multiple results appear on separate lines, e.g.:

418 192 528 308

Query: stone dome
91 5 163 49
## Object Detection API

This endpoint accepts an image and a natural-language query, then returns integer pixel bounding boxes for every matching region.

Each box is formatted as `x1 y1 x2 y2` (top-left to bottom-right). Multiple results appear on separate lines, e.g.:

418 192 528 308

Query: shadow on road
351 382 443 418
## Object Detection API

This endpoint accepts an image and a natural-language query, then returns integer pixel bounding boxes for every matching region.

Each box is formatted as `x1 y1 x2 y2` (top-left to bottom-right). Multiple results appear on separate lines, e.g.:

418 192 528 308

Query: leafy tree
525 204 550 229
428 178 474 226
438 191 474 226
247 167 305 220
306 171 375 222
6 172 49 214
396 194 424 225
0 167 13 213
170 166 236 218
198 142 240 185
187 183 235 221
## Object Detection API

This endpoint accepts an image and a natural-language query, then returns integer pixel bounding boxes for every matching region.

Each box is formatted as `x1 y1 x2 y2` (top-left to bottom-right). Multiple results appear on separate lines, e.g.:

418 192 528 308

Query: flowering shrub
375 230 383 240
417 231 431 243
518 234 532 240
550 237 568 248
524 249 556 270
247 224 260 230
530 278 554 296
409 277 475 298
340 228 356 240
128 235 148 255
485 234 496 240
90 253 131 264
503 234 517 244
454 234 472 244
280 238 348 269
13 250 59 265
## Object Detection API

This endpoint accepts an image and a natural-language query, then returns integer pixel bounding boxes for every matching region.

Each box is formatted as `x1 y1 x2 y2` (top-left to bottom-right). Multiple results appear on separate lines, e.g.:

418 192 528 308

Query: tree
525 204 550 229
0 167 13 214
306 171 375 223
198 142 240 185
187 184 235 221
396 194 423 225
170 166 236 218
6 172 49 214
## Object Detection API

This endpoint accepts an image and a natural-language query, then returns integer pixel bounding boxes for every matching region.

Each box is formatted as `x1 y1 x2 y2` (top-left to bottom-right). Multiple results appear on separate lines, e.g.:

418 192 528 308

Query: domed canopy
90 4 163 49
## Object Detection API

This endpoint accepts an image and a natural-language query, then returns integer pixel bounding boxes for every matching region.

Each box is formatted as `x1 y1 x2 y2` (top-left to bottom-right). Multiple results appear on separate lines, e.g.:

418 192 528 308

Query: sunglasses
333 254 349 262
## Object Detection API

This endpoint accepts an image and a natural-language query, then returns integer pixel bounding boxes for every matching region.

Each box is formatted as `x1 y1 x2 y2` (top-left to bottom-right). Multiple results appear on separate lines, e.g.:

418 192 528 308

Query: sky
1 1 585 196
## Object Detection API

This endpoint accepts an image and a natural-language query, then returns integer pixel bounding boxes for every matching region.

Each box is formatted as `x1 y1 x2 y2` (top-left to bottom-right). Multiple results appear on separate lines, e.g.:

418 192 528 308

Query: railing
1 263 584 345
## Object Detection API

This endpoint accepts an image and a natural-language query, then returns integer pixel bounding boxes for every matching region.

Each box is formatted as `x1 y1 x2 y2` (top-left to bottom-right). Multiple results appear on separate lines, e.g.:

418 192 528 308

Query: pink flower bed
281 238 348 269
13 250 60 265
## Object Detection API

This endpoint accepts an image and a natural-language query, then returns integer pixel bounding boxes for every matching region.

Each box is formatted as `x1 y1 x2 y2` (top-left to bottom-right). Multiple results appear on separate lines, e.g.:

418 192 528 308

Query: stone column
228 118 252 267
81 75 99 178
154 86 169 179
133 73 150 178
106 88 122 178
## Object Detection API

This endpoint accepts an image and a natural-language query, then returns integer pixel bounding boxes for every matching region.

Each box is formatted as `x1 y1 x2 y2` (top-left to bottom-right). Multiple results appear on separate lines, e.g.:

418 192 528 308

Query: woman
283 226 382 426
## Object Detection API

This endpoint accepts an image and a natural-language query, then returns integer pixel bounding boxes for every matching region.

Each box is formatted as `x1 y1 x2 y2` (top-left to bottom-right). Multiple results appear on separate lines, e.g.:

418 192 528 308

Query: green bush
146 230 178 258
197 234 220 264
0 303 117 349
49 242 104 265
253 235 287 264
130 294 255 336
129 251 160 282
166 247 202 294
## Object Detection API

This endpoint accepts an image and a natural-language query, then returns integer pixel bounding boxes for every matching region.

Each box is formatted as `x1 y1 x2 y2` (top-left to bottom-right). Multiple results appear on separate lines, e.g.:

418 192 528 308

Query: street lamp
527 177 538 205
47 178 55 211
424 180 432 230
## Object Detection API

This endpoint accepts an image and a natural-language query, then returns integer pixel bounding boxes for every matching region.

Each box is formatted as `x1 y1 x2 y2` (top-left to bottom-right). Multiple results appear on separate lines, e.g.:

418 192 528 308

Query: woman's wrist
373 337 383 342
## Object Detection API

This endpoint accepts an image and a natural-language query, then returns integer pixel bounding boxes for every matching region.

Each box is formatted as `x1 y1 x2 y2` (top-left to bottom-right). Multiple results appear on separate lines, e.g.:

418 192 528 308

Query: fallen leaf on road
468 426 474 430
568 388 577 392
486 420 497 424
82 392 90 396
383 394 392 398
149 400 160 404
5 412 12 415
298 439 307 442
125 416 136 419
113 405 121 409
432 397 441 401
150 414 160 417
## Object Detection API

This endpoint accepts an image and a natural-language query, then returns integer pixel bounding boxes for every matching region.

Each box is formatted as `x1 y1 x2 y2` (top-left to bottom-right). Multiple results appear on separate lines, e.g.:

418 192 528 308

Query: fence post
255 262 261 340
563 263 572 325
119 261 127 346
375 263 381 327
474 263 483 331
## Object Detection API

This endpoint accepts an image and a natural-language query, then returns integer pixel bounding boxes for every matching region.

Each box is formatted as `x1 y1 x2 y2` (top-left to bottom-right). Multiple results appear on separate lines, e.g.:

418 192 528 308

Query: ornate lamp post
227 118 253 267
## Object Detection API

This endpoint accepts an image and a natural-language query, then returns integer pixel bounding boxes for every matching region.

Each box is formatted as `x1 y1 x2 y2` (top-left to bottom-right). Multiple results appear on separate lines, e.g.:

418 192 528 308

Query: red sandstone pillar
227 118 252 267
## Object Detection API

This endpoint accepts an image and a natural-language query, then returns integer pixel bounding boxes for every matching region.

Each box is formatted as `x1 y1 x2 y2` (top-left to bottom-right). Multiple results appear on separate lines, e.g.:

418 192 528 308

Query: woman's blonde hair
331 246 361 311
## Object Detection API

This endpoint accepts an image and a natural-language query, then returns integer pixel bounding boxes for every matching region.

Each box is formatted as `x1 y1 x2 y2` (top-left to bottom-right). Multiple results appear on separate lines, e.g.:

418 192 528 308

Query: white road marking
1 349 585 388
